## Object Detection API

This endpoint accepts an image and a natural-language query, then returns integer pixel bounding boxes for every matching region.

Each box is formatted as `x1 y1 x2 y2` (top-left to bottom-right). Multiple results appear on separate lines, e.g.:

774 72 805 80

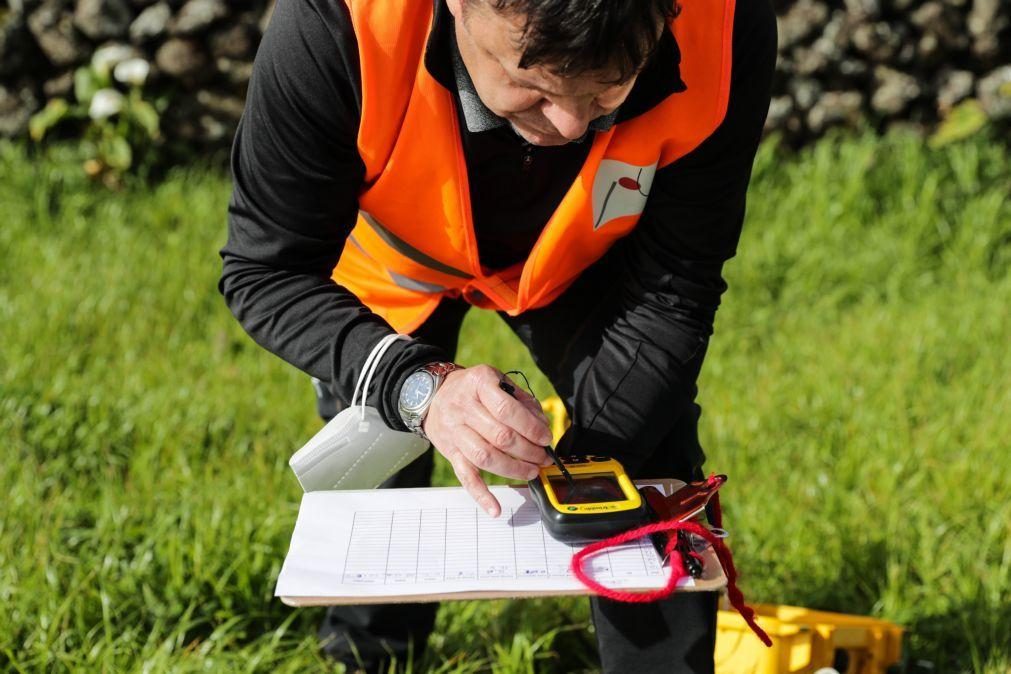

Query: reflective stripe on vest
349 232 450 294
333 0 736 334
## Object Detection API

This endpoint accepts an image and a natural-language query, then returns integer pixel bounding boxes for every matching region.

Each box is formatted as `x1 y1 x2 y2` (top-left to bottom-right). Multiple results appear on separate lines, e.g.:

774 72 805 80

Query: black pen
498 379 575 489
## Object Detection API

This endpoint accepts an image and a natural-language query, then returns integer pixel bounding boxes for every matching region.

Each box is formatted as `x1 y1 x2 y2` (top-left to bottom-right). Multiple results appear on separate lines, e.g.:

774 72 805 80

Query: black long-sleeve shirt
220 0 777 436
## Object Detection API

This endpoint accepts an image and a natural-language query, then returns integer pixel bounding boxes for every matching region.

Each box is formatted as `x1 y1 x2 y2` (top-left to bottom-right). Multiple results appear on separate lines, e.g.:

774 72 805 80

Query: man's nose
540 99 594 140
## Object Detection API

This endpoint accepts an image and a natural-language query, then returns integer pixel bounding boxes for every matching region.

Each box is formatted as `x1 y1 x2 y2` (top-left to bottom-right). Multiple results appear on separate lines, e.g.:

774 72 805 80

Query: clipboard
277 479 728 606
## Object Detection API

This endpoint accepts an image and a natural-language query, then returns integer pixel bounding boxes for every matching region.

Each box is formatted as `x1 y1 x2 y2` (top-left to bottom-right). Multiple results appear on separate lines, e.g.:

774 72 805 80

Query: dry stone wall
1 0 1009 145
771 0 1010 140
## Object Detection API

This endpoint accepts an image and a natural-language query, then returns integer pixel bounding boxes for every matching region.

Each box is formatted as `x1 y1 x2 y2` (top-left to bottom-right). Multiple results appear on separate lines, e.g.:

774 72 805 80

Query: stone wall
1 0 269 142
771 0 1010 140
1 0 1009 145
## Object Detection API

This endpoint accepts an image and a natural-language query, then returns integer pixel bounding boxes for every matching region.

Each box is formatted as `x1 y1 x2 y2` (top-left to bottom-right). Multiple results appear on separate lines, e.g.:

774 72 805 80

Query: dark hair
483 0 680 83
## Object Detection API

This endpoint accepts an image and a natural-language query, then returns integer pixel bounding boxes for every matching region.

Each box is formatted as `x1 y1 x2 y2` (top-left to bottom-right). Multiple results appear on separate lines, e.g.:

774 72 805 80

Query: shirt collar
424 0 687 135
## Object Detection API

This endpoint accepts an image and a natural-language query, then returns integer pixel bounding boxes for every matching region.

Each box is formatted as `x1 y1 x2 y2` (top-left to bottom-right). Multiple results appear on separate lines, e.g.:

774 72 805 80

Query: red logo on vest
592 160 659 230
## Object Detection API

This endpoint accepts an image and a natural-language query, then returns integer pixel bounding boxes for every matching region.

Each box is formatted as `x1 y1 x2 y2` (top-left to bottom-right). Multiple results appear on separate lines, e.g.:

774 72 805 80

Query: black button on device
590 456 609 462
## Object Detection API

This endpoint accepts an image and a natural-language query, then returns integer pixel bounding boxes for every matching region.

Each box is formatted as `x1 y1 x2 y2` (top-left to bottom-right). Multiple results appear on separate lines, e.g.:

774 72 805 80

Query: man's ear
445 0 464 20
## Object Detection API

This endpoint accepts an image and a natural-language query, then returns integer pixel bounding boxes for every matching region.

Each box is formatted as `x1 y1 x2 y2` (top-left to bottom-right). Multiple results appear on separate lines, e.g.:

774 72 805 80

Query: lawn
1 130 1008 673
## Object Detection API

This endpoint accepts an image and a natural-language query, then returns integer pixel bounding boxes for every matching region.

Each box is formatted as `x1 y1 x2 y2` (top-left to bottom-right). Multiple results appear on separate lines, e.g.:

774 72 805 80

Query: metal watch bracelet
398 361 463 439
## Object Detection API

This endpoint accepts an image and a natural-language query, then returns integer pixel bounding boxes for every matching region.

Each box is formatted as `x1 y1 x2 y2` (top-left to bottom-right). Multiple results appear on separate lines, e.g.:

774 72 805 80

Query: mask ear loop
351 333 396 409
352 333 410 421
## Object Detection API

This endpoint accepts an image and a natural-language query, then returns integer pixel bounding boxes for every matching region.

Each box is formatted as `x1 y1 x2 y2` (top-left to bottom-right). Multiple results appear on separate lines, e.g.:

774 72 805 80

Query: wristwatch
398 362 462 438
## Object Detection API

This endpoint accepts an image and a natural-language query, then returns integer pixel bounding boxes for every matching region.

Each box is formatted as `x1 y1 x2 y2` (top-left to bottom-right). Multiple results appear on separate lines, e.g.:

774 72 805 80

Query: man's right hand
421 365 554 517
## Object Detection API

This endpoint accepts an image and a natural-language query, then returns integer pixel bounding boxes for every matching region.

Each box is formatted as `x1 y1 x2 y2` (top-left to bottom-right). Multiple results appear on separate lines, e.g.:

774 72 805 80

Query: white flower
92 44 136 78
113 59 151 87
89 89 124 120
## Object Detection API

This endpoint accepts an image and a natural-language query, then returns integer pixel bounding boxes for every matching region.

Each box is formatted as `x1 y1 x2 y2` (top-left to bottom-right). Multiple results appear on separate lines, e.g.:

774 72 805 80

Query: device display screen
549 473 625 504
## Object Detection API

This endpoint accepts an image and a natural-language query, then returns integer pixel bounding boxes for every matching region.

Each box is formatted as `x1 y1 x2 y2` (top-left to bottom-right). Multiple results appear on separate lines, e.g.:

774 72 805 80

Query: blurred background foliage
1 127 1009 671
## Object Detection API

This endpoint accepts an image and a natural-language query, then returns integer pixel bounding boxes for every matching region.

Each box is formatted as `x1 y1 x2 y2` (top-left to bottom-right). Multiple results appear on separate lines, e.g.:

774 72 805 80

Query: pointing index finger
448 451 501 517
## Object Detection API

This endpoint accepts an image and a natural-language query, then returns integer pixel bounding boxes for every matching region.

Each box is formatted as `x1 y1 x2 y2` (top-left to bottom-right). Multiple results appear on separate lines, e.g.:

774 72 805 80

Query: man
221 0 776 670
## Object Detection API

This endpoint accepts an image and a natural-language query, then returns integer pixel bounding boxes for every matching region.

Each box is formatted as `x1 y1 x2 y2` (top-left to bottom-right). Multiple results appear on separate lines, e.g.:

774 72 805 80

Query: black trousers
316 255 718 673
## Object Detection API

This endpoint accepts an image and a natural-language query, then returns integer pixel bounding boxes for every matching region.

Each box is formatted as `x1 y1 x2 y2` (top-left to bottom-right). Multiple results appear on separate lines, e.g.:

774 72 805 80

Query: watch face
401 371 436 412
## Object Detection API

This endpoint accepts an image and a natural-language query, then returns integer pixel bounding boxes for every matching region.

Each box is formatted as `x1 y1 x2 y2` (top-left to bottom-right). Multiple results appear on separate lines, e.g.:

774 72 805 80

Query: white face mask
289 334 429 492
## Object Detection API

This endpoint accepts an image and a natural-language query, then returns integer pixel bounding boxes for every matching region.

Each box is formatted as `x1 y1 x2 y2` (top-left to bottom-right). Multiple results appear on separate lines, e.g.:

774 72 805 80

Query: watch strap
423 361 463 379
400 362 463 438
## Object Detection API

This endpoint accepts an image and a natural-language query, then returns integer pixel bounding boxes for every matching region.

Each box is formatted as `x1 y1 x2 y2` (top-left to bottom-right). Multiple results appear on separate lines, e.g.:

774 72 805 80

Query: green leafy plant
928 98 988 148
29 45 164 186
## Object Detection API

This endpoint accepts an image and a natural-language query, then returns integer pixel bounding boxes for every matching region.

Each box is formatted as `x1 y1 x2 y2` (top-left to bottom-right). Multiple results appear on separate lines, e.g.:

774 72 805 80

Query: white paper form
275 483 697 602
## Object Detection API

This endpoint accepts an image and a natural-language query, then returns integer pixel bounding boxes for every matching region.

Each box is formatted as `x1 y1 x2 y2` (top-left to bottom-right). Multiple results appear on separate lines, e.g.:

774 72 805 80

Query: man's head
446 0 678 146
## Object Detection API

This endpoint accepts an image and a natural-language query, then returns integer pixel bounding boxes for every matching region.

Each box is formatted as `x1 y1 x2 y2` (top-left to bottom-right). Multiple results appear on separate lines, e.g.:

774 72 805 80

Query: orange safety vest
334 0 736 334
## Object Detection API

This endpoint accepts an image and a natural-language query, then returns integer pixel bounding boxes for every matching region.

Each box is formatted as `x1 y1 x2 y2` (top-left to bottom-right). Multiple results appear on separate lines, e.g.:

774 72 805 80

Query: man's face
447 0 642 147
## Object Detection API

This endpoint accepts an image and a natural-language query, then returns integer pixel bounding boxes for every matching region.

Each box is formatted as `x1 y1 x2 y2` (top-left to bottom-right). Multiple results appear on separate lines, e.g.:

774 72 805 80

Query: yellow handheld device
528 455 652 542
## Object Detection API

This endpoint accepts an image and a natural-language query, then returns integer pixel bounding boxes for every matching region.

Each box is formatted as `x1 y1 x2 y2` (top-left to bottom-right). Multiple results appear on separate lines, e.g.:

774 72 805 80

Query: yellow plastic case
528 455 652 542
715 603 904 673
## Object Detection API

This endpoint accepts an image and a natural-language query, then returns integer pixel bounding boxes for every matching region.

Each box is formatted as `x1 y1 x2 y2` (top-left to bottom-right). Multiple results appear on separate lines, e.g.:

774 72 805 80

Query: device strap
570 486 772 647
351 333 410 416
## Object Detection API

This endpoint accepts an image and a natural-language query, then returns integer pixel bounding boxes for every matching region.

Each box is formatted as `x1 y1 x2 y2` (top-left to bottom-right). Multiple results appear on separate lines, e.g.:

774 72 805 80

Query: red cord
570 499 771 647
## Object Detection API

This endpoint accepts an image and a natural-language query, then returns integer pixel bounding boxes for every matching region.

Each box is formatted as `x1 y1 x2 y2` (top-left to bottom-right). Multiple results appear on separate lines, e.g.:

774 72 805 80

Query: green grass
1 130 1008 673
